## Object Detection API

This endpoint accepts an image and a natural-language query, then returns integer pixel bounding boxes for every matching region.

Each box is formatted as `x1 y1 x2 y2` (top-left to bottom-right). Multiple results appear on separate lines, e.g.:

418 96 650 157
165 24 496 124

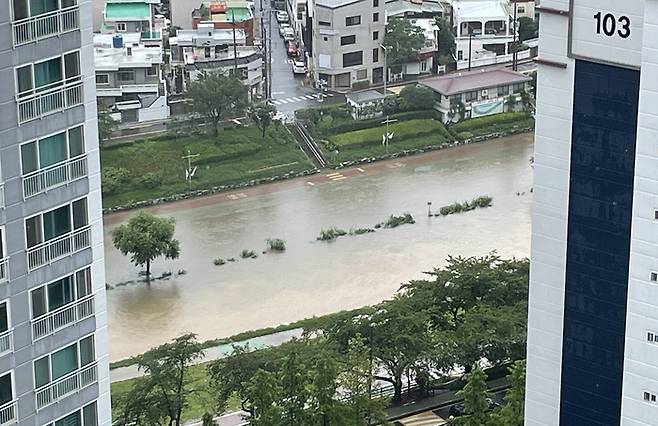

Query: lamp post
379 44 389 95
427 201 432 217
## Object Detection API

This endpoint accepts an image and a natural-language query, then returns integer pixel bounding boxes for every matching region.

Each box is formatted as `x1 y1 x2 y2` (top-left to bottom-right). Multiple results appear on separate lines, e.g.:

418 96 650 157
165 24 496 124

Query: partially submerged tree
248 103 277 138
112 211 181 277
187 71 248 137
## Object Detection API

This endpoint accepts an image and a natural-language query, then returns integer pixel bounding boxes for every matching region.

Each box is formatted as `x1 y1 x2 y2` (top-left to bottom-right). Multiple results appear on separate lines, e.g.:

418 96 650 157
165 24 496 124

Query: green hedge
451 112 531 133
331 119 449 147
327 109 439 135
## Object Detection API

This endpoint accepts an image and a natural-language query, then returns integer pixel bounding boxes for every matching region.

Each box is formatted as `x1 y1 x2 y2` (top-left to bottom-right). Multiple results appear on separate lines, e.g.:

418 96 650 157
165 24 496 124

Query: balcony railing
0 329 12 356
35 362 97 410
141 31 162 40
22 155 87 199
0 400 17 425
17 81 83 124
32 295 94 341
0 258 7 284
12 6 80 47
27 226 91 271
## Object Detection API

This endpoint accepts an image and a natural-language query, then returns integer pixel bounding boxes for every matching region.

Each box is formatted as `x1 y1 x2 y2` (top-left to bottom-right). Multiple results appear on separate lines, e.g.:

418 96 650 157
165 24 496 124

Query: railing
27 226 91 271
12 6 79 47
0 258 7 284
0 400 17 425
17 81 83 124
32 295 94 341
0 329 12 356
22 155 87 199
141 31 162 40
35 362 97 409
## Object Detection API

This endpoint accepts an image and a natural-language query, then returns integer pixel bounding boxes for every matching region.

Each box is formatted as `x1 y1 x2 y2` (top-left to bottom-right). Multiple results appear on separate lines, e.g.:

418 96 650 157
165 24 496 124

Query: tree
456 364 490 426
399 85 434 111
448 100 466 122
436 17 456 65
247 369 284 426
116 334 204 426
112 211 181 277
202 413 217 426
248 103 277 138
507 94 518 112
517 17 538 42
97 105 118 144
383 17 425 73
187 71 248 137
491 360 526 426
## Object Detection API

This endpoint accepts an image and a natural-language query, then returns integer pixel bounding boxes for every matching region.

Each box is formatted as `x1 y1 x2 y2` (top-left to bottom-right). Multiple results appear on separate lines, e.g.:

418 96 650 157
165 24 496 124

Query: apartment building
102 0 165 46
526 1 658 424
0 0 111 425
310 0 386 89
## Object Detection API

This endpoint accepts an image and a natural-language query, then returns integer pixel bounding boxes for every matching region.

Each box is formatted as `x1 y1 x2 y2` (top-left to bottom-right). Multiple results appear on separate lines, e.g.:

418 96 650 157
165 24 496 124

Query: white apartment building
526 1 658 425
1 0 111 424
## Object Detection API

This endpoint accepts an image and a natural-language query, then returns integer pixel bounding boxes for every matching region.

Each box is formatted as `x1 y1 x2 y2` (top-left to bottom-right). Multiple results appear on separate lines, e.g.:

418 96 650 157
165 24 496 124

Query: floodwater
104 135 534 360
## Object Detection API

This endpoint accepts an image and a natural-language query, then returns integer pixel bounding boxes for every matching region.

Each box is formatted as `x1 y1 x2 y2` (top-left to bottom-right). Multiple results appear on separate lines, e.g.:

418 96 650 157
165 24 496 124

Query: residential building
525 1 658 425
1 0 111 425
94 34 169 123
509 0 534 20
345 90 386 120
310 0 386 89
102 0 166 46
192 1 256 45
420 67 529 123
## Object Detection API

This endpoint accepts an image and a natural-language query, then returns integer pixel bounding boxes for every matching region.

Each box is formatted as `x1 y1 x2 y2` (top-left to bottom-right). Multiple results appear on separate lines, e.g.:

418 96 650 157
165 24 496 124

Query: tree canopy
248 103 277 138
436 17 456 64
517 17 538 42
399 85 435 111
97 105 118 143
383 17 426 71
112 211 181 277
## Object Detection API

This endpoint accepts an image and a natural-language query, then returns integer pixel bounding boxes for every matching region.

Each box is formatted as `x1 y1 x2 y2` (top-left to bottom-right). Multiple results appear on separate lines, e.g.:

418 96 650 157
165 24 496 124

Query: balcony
0 400 17 425
17 81 83 124
141 30 162 40
27 226 91 271
12 7 80 47
32 295 94 341
22 155 87 199
0 330 12 356
0 258 7 284
35 362 97 410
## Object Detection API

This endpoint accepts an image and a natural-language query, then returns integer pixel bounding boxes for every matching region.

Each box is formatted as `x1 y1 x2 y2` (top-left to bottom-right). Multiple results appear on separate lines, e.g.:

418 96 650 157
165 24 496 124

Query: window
373 0 378 6
31 268 91 319
116 23 127 32
341 35 356 46
47 401 98 426
0 372 12 407
318 21 331 26
458 50 463 60
34 335 95 389
373 12 379 22
651 271 657 282
373 48 379 63
356 69 367 80
421 61 427 72
373 31 379 40
647 331 658 343
498 84 509 96
0 227 5 260
95 74 109 85
645 392 651 401
12 0 78 20
16 51 81 98
0 301 9 353
464 90 478 102
117 71 135 82
21 126 85 175
450 94 461 104
345 15 361 26
204 47 211 58
147 65 158 76
654 209 658 220
518 6 525 13
343 51 363 67
25 198 88 248
512 82 525 93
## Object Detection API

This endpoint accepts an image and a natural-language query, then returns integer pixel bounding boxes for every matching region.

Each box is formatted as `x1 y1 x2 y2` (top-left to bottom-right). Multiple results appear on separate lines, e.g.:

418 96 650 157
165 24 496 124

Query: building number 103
594 12 631 39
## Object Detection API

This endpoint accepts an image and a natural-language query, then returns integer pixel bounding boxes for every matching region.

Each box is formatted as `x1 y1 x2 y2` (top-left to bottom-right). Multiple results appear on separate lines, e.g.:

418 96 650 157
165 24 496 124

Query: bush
436 196 493 216
350 228 376 235
399 85 435 111
451 112 531 134
138 172 162 189
379 213 415 228
266 238 286 252
352 80 370 91
213 258 226 266
102 167 130 195
327 110 440 135
317 228 347 241
240 249 258 259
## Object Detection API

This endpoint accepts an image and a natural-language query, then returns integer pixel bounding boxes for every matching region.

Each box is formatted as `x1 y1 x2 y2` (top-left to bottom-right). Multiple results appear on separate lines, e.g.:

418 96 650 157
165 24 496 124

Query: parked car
276 10 289 23
292 60 306 75
287 41 299 57
283 28 295 43
448 398 499 418
279 23 291 37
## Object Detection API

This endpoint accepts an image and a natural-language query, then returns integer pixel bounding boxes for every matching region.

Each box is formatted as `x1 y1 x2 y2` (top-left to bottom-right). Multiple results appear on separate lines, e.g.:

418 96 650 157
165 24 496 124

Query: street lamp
379 44 389 96
427 201 432 217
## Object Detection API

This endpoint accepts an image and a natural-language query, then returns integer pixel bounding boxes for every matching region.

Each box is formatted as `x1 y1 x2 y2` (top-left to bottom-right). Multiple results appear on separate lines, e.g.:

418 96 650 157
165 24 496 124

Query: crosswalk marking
326 172 346 181
326 173 341 177
307 181 315 186
357 168 365 173
270 92 336 106
331 176 347 181
227 192 248 200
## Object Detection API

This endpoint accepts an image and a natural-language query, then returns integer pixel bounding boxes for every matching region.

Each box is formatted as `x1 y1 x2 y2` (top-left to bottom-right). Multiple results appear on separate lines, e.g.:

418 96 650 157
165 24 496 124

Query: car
448 402 465 418
283 28 295 43
278 23 291 37
292 60 306 74
287 41 299 57
276 10 289 23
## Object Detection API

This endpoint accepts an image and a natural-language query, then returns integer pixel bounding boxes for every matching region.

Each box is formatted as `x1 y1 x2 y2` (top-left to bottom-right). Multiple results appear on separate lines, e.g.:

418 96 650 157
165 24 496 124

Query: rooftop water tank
113 34 123 49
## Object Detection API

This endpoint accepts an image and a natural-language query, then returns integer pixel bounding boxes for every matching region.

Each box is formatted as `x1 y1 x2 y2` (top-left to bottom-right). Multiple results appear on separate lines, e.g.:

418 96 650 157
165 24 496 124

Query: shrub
240 249 258 259
266 238 286 252
436 196 493 216
213 258 226 266
399 85 435 111
317 228 347 241
350 228 376 235
138 172 162 189
352 80 370 91
379 213 415 228
102 167 130 195
451 112 531 134
327 110 440 135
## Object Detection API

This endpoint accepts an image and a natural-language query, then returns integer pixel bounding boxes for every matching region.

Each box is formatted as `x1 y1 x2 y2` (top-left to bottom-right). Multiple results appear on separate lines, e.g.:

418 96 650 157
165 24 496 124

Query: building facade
0 0 111 424
311 0 386 89
526 0 658 425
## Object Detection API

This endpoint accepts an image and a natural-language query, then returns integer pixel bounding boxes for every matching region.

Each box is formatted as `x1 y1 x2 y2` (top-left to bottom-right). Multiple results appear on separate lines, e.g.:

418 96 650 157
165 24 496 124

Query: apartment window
356 69 367 80
512 82 525 93
34 335 95 389
373 31 379 40
318 21 331 26
11 0 77 20
31 268 91 320
116 23 127 32
373 12 379 22
645 392 651 401
25 198 88 248
95 74 109 85
518 6 525 13
373 48 379 63
21 127 84 176
46 401 98 426
647 331 658 343
651 271 657 282
373 0 378 6
345 15 361 26
464 90 478 102
343 51 363 67
654 209 658 220
0 227 5 261
341 35 356 46
0 372 13 409
147 65 158 76
0 301 9 354
458 50 463 60
16 51 81 98
117 71 135 82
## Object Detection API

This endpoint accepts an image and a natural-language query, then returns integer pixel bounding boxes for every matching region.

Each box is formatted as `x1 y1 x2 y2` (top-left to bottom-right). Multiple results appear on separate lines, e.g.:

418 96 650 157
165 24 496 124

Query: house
170 24 247 63
102 0 167 47
94 34 170 123
420 67 531 123
346 89 386 120
310 0 386 89
191 0 255 44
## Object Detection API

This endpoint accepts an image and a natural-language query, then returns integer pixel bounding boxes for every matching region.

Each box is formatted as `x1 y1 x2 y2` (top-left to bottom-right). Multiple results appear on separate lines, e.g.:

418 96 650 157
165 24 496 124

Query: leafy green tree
436 17 456 65
247 369 283 426
399 85 434 111
116 334 204 426
202 412 217 426
457 364 490 425
187 71 248 137
447 100 466 122
279 349 312 425
248 103 277 138
112 211 181 277
507 94 518 112
491 360 526 426
383 17 425 73
97 105 118 144
517 17 538 42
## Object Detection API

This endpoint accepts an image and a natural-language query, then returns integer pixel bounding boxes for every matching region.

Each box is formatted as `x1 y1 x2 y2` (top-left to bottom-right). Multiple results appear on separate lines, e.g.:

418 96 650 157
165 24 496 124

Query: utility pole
381 116 397 154
379 44 389 95
182 150 200 192
232 10 238 74
262 15 268 98
512 0 518 71
468 29 472 71
268 9 273 99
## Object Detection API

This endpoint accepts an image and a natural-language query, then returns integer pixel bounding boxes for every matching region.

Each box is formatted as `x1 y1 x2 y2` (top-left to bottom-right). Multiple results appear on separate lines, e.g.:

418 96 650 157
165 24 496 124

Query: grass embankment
450 112 534 140
101 124 313 208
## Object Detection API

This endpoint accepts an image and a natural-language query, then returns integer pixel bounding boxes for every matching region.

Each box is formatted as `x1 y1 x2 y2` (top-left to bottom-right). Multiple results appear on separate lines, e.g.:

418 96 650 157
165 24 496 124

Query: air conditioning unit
481 89 488 97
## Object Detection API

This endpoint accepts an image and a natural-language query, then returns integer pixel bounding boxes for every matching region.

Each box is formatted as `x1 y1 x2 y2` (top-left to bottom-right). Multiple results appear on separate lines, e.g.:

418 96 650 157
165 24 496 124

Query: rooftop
346 89 386 103
94 35 163 70
172 26 247 45
454 0 508 21
105 2 151 19
420 68 531 95
385 0 445 17
315 0 365 10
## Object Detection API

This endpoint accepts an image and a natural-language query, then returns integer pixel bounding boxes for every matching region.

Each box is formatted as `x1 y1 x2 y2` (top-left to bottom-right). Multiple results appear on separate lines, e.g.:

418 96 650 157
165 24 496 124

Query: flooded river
104 134 534 360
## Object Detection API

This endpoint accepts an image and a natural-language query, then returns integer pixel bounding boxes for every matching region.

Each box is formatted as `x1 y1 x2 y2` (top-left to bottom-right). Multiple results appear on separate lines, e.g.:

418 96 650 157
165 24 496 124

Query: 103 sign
594 12 631 38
